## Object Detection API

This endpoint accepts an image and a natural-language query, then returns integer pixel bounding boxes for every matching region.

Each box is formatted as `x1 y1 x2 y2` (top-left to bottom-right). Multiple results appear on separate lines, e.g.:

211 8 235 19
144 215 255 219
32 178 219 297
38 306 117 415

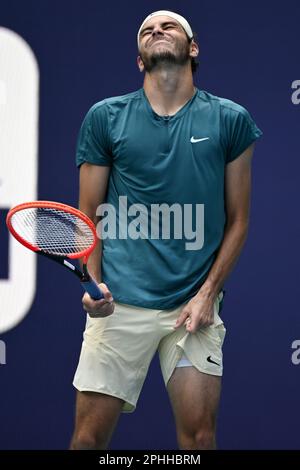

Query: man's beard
140 40 190 72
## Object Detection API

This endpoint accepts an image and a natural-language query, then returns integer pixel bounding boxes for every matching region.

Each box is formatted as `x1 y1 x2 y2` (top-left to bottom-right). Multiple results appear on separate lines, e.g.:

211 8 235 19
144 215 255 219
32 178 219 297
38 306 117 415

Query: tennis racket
6 201 104 300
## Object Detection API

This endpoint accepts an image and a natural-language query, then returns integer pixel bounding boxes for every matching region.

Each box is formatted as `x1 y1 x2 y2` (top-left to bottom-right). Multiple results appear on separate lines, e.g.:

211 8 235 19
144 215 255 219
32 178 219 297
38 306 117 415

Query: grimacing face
137 16 196 73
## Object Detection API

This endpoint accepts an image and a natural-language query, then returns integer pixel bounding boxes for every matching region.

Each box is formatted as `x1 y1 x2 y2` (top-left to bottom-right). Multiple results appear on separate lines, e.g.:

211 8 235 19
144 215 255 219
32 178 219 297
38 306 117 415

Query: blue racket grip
81 279 104 300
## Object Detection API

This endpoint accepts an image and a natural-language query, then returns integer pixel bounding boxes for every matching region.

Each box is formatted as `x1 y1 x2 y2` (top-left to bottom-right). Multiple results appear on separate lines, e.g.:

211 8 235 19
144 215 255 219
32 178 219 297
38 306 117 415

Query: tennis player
71 10 262 450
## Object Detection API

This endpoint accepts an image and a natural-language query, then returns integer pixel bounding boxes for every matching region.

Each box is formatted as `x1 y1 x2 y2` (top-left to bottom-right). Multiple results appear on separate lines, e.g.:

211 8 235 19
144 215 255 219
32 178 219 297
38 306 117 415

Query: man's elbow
226 216 249 237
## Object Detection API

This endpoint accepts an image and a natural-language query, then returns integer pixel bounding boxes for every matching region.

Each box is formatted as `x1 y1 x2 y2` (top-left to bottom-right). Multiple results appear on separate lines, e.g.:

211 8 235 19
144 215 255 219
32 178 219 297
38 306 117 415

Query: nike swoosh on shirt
190 136 210 143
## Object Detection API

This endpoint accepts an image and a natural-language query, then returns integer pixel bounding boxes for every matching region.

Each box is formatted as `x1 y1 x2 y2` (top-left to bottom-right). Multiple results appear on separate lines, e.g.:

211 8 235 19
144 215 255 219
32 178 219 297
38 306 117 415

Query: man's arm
175 143 254 333
79 162 114 316
199 143 254 299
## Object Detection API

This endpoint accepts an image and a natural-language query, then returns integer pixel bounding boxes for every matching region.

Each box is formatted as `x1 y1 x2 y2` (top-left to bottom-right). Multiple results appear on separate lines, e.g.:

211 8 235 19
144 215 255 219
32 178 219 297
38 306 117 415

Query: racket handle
81 279 104 300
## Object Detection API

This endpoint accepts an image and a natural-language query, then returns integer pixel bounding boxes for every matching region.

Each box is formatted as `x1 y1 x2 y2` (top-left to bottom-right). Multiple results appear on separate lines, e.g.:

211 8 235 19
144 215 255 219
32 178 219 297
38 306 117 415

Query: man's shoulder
90 89 142 114
196 89 249 116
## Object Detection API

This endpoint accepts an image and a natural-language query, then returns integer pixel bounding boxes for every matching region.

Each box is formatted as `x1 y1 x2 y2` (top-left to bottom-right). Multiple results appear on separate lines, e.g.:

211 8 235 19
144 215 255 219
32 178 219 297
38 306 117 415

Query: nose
151 25 164 38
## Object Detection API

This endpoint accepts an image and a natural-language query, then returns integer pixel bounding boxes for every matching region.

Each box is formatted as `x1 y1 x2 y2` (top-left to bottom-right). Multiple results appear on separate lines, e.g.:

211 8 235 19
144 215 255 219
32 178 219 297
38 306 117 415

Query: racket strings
11 207 95 255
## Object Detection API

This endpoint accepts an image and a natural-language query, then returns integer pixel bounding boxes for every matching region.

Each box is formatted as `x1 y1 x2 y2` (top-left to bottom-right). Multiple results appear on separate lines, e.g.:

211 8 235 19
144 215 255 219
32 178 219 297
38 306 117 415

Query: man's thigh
167 366 222 439
71 390 124 449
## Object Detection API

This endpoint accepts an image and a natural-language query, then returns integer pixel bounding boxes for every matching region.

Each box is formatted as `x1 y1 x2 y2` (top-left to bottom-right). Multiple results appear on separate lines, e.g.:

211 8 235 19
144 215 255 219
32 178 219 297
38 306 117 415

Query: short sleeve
76 102 112 168
221 104 263 164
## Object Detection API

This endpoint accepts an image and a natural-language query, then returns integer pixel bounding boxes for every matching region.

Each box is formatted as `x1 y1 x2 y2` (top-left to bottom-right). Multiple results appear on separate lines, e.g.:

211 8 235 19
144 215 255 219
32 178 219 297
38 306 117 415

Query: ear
137 55 145 72
189 40 199 59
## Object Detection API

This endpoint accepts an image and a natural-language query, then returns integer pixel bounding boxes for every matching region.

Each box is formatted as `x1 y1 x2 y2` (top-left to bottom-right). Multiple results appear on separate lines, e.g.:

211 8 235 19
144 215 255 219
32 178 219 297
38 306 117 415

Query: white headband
137 10 193 46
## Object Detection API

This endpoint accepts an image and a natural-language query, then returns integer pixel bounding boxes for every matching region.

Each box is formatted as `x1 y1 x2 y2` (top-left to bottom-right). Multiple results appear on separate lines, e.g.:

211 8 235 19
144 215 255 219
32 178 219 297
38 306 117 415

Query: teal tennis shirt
76 88 262 309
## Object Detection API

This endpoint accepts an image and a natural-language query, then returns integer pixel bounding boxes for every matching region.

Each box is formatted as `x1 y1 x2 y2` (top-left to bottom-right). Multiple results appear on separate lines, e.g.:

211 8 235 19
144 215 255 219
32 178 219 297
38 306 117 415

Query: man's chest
109 112 225 179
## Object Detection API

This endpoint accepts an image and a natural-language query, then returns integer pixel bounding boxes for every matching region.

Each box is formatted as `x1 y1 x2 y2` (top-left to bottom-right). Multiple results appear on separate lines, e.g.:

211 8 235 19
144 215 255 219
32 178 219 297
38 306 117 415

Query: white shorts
73 291 226 412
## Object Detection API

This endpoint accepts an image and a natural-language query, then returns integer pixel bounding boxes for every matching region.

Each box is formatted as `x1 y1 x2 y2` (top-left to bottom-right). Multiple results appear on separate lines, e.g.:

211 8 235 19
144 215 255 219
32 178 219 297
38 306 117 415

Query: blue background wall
1 0 300 449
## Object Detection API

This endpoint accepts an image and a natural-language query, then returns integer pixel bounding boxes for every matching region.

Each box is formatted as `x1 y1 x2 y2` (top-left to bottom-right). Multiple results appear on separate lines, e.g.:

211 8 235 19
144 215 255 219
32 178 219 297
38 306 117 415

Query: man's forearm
197 219 249 300
78 163 111 286
86 239 102 284
79 206 102 284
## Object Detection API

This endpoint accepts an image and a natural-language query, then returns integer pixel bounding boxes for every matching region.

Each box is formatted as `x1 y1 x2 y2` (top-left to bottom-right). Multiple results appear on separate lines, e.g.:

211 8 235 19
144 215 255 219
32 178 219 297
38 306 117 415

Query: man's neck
143 65 195 116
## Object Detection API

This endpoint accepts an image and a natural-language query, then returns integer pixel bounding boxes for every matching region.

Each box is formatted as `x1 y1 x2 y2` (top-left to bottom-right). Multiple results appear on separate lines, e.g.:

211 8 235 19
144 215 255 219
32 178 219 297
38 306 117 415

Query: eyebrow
140 21 179 36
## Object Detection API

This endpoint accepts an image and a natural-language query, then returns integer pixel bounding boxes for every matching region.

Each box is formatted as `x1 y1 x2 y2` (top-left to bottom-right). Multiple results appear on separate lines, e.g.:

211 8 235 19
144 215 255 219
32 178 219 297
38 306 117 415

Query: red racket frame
6 201 97 263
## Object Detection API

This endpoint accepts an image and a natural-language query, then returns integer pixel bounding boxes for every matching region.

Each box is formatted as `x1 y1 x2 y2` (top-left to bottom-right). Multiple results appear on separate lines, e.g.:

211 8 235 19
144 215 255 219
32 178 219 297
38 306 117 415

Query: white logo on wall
291 80 300 104
291 340 300 365
0 28 39 333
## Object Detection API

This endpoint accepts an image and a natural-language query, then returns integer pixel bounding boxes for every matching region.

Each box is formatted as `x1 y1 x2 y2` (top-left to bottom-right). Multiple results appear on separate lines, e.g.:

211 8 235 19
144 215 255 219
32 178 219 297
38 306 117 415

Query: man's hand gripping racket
6 201 114 318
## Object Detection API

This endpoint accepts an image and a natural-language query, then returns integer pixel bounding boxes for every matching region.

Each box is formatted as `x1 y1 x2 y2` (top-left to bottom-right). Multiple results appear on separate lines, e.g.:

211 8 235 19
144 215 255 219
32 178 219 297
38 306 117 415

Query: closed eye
140 22 180 37
162 22 180 31
141 29 152 37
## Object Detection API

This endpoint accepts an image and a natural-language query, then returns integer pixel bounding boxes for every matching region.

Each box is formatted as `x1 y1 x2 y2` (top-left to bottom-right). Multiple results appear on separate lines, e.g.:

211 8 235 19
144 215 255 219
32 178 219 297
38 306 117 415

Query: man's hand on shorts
174 293 215 333
82 282 114 318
